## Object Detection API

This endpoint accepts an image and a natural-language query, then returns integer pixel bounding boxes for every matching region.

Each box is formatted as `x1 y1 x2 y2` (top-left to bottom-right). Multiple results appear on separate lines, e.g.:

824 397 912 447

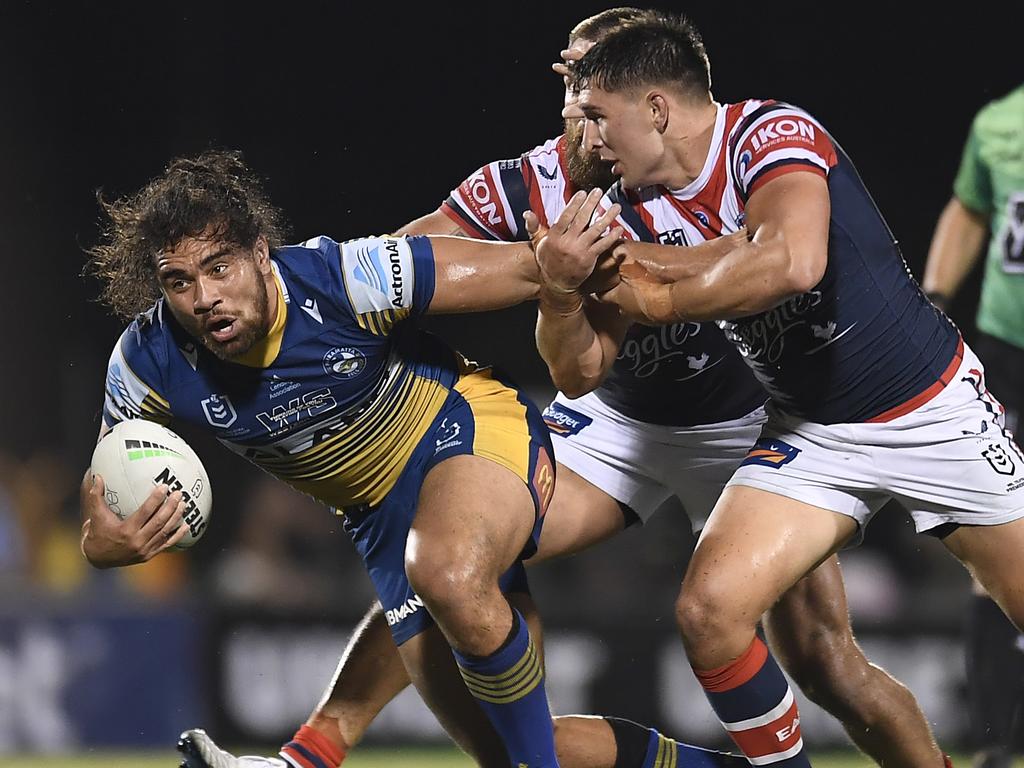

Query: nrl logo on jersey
201 394 238 428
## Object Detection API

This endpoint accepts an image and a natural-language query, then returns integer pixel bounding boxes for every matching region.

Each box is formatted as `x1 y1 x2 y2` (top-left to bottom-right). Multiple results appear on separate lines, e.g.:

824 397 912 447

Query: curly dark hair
85 149 288 319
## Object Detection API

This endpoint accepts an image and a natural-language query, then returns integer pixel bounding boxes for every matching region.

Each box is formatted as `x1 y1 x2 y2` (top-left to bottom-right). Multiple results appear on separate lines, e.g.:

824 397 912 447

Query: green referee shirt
954 84 1024 349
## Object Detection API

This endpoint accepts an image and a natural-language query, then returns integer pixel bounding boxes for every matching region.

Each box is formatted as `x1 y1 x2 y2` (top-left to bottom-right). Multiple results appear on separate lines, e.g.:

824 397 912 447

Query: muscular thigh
685 486 858 620
529 464 628 563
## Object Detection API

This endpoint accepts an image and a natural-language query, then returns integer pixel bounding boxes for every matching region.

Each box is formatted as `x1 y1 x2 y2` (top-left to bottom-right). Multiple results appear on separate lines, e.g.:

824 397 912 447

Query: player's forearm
621 233 821 323
427 236 540 313
536 291 611 398
922 198 988 304
618 231 749 283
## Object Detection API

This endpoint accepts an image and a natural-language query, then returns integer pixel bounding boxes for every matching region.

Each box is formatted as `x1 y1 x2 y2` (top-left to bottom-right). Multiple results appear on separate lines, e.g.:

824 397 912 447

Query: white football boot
178 729 289 768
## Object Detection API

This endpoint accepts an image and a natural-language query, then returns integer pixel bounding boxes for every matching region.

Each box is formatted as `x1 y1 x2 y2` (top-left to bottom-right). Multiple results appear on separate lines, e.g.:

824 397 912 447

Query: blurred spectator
211 475 372 615
922 84 1024 768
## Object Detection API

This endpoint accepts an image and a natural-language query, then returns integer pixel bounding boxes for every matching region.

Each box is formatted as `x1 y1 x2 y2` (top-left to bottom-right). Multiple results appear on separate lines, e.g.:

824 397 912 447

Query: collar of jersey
229 271 287 368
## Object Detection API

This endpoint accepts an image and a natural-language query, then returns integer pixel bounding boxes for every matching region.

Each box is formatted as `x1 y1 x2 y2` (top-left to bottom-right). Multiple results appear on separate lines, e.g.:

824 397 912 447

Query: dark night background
0 1 1021 754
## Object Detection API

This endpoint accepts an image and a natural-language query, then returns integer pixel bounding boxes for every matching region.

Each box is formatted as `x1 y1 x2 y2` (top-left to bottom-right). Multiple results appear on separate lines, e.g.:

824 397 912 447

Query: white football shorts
726 341 1024 533
543 390 766 531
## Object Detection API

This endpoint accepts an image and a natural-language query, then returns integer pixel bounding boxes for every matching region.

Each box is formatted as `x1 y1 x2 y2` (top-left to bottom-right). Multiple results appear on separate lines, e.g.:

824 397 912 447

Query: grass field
0 750 985 768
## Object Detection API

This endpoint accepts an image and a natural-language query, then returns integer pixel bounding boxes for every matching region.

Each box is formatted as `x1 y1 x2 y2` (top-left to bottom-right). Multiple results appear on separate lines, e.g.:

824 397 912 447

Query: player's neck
661 100 718 190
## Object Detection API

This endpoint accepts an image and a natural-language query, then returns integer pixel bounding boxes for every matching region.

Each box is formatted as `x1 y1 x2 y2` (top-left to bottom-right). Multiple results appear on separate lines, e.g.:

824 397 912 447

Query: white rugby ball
90 419 212 549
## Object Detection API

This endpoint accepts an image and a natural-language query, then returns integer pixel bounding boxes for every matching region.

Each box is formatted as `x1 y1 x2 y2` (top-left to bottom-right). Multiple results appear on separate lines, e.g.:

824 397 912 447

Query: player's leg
299 602 409 758
764 555 945 766
675 485 858 766
405 450 559 767
956 332 1024 768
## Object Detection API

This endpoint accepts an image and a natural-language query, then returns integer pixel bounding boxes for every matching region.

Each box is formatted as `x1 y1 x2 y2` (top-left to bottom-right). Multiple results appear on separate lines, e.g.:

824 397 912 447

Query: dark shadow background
0 0 1020 751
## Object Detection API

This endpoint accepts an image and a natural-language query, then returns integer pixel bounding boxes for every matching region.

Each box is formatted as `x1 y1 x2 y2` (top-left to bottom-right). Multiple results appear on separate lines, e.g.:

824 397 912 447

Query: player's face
578 84 662 189
564 117 617 191
560 37 616 191
155 232 274 360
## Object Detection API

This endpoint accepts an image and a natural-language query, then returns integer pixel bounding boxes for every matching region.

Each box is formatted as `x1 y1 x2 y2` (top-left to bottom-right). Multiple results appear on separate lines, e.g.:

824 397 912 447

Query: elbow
549 367 602 399
786 254 826 296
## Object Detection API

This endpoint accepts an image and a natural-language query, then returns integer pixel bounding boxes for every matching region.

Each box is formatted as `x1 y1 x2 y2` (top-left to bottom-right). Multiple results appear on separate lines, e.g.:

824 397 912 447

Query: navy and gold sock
454 608 558 767
605 716 748 768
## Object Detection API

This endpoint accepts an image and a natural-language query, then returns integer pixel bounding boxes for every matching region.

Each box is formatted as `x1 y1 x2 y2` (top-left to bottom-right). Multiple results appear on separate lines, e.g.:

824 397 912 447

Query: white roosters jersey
439 135 767 427
603 99 961 424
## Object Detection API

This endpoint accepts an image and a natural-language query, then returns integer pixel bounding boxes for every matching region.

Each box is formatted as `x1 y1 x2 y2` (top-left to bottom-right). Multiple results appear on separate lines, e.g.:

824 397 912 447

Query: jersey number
1001 192 1024 272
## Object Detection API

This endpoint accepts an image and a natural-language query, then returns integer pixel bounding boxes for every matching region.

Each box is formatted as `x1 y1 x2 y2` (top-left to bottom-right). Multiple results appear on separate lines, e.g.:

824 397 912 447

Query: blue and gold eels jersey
103 234 472 509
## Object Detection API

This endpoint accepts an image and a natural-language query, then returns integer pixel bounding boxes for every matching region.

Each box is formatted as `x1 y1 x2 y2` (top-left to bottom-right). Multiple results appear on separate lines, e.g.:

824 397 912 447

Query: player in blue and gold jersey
80 149 624 768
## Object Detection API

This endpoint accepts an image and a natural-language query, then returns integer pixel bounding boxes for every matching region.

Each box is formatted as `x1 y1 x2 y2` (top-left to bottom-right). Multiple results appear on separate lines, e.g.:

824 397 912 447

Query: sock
454 607 558 767
605 716 748 768
280 725 346 768
966 594 1024 752
694 636 809 767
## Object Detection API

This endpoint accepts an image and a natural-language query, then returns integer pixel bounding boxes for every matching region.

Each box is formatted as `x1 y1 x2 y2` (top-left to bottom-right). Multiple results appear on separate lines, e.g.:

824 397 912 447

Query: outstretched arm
426 190 622 315
620 172 830 323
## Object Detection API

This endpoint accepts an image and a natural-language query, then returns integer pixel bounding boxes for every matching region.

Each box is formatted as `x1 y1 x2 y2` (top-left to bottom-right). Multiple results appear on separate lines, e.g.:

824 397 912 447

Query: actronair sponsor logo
125 439 183 462
385 594 425 627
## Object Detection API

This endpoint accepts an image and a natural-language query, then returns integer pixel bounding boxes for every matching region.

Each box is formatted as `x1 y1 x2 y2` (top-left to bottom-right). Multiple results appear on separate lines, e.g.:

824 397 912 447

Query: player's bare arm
621 171 830 323
423 236 541 312
526 188 626 396
922 196 989 308
80 421 188 567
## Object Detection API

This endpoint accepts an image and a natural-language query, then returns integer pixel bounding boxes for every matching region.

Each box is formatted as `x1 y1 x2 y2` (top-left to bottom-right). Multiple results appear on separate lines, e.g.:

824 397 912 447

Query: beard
199 268 272 361
564 119 618 192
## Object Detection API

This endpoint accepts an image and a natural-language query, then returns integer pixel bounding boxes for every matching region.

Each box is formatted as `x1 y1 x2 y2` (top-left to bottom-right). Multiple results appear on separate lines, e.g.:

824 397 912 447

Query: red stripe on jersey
867 336 964 423
747 162 828 198
730 699 802 759
439 202 477 235
694 636 769 692
453 164 515 241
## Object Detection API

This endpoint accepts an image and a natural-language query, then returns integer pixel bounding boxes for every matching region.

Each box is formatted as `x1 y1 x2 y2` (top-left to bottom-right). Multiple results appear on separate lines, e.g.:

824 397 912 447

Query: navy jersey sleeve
103 316 173 428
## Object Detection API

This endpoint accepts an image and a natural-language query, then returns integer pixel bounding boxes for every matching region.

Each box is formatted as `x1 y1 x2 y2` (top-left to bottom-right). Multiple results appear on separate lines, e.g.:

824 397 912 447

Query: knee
404 544 481 613
674 581 745 651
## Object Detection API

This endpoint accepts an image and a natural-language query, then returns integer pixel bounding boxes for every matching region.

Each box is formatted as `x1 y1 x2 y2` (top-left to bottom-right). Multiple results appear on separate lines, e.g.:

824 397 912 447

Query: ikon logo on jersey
741 438 801 468
542 403 593 437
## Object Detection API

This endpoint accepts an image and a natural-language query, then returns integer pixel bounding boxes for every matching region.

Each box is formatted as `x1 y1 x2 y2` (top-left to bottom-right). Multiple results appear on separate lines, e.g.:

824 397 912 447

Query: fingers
552 62 570 78
161 523 190 552
560 48 585 63
133 483 172 528
138 488 182 540
523 210 540 238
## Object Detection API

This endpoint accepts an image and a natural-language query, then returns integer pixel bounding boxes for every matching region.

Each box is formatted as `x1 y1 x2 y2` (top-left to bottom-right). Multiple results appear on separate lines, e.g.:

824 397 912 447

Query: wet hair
572 14 711 102
85 149 287 319
568 7 662 45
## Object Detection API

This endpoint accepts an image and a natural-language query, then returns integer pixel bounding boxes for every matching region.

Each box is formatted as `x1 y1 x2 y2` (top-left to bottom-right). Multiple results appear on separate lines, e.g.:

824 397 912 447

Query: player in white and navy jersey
531 13 1024 766
80 149 636 768
179 10 950 768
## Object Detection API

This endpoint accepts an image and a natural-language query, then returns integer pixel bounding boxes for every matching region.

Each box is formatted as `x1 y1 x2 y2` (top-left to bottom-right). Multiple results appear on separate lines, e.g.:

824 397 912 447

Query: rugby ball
90 419 212 549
